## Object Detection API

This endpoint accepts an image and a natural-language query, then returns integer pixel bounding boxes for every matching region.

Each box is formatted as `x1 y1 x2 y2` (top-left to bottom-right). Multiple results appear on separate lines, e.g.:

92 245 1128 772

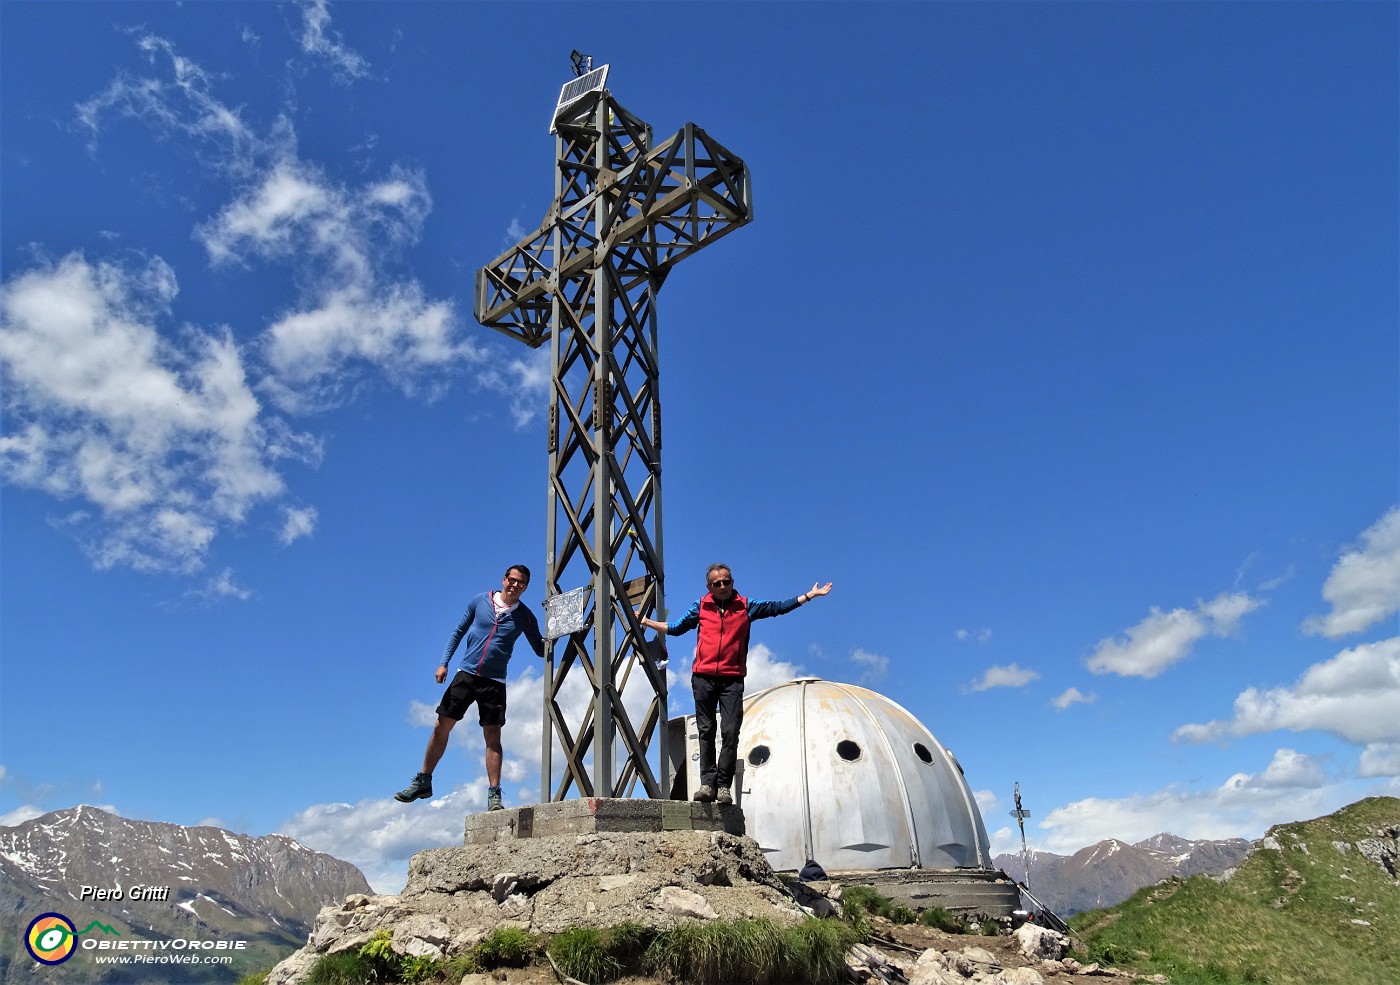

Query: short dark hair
705 563 731 584
505 564 531 583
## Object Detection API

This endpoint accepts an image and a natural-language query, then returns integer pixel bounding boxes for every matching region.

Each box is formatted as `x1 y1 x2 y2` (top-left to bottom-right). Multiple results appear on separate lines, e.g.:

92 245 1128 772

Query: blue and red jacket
665 593 801 677
440 591 544 682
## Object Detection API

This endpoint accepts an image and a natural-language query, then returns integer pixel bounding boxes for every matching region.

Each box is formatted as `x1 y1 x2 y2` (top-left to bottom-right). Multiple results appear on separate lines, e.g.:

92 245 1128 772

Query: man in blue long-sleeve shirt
395 565 544 811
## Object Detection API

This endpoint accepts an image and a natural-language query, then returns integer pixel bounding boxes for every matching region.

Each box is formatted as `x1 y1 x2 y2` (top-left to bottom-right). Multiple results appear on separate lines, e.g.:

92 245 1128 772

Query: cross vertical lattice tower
475 68 751 801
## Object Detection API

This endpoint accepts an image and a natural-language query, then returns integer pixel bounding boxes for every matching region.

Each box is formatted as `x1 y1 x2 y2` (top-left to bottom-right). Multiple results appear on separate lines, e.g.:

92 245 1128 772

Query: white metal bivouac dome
737 678 993 873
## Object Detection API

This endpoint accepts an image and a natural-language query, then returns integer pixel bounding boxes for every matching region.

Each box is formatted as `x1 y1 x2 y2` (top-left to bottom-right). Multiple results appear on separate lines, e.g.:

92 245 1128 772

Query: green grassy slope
1070 797 1399 985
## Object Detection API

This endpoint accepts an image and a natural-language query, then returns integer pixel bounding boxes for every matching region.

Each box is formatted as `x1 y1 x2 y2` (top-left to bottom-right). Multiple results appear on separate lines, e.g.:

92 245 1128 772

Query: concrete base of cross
464 797 744 844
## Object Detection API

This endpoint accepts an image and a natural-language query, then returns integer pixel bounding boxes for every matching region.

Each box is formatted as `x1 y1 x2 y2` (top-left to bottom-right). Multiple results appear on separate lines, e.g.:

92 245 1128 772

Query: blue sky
1 1 1396 893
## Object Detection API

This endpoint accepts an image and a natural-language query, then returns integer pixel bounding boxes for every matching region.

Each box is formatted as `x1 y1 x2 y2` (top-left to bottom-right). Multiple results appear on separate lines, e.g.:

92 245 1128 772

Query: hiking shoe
487 786 504 811
394 773 433 803
693 785 715 803
716 787 733 805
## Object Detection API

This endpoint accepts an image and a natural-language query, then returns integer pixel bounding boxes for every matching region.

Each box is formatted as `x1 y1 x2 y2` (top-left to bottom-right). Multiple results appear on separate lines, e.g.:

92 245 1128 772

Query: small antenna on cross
570 50 593 78
1010 781 1033 891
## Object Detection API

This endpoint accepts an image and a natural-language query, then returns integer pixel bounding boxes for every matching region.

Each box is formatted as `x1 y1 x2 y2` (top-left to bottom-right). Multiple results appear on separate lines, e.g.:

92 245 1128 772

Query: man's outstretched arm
636 599 701 635
748 581 834 619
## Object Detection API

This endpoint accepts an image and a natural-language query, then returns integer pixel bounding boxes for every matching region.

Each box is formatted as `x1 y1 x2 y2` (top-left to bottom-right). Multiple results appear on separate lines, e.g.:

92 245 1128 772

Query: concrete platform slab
464 798 745 845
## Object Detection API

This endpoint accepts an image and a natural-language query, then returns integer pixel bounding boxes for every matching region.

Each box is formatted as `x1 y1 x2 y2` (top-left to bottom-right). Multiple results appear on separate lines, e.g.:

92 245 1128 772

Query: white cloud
0 805 47 828
1035 749 1342 854
406 700 438 728
20 35 533 575
200 164 335 264
973 788 1000 815
1372 776 1400 798
850 647 888 683
77 34 270 176
198 567 252 601
1359 743 1400 778
261 284 467 411
0 253 313 572
197 160 478 412
1086 591 1264 679
1254 748 1328 788
279 505 318 545
296 0 372 82
739 643 805 694
955 628 992 644
1051 687 1096 710
78 35 488 414
1173 636 1400 746
1303 507 1400 639
989 825 1021 859
968 663 1039 692
477 347 551 429
279 783 485 893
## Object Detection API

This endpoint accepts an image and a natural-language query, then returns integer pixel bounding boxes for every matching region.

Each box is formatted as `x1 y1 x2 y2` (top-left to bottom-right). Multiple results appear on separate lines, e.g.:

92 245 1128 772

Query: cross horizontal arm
475 120 752 346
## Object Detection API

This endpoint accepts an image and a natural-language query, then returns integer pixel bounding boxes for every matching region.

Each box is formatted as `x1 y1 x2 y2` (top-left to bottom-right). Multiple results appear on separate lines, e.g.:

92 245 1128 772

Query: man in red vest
638 564 833 804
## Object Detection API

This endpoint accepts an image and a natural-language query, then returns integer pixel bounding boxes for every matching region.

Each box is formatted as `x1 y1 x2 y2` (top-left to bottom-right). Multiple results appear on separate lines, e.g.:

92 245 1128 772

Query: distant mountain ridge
0 806 371 984
994 831 1254 915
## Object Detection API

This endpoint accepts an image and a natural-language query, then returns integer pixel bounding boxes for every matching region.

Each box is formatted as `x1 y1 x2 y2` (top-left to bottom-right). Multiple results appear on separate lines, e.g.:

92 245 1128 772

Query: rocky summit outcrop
267 826 1176 985
266 828 806 985
1353 823 1399 879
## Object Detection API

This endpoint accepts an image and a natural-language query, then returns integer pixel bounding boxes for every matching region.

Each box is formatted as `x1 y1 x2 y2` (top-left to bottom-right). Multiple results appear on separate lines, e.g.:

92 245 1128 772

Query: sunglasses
709 578 733 588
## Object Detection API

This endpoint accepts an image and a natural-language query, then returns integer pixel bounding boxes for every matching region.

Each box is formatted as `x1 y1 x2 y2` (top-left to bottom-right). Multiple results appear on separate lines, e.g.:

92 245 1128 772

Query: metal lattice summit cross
474 62 752 802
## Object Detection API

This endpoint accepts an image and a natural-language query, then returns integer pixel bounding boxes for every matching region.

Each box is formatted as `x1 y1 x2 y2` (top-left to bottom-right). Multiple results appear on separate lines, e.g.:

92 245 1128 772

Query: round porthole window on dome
748 745 771 767
836 739 862 762
913 742 933 763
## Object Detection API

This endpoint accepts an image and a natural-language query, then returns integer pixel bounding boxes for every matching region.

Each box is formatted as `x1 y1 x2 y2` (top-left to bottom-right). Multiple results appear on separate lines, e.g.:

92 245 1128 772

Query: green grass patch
474 925 535 967
643 917 859 985
548 927 623 983
298 910 866 985
917 905 968 933
603 920 651 966
837 884 885 925
645 918 784 984
307 925 540 984
775 918 860 983
1071 797 1400 985
306 949 379 985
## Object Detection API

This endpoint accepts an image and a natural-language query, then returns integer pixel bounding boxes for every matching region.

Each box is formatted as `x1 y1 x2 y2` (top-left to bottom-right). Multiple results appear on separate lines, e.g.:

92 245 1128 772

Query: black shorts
436 671 507 727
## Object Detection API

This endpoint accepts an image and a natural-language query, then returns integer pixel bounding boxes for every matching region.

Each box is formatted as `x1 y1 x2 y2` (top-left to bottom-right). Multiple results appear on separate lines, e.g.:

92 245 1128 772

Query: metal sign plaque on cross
474 62 752 802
